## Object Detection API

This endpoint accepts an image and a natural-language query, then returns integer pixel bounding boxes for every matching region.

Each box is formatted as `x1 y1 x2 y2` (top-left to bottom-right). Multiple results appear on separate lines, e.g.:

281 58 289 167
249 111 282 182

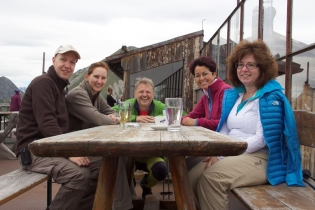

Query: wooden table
0 112 18 159
28 124 247 210
0 111 11 130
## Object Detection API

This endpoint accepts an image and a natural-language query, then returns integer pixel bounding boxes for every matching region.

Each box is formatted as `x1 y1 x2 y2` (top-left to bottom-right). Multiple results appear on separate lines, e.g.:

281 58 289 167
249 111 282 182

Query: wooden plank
92 157 118 210
0 113 17 144
28 124 247 157
169 156 196 210
294 110 315 148
233 182 315 210
0 168 49 205
144 194 160 210
233 187 289 210
132 199 177 210
0 143 16 159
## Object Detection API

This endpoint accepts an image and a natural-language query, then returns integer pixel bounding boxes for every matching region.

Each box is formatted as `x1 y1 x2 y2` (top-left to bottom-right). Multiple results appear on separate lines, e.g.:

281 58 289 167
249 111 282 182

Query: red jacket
182 78 231 130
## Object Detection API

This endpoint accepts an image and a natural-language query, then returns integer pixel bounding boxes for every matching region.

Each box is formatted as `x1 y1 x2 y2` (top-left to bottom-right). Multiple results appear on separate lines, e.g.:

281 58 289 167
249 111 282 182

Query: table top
28 124 248 157
0 112 12 116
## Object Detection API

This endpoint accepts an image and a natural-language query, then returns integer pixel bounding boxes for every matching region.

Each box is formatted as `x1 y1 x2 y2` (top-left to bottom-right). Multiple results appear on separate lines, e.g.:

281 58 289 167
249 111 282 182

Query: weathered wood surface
0 112 18 159
233 181 315 210
132 199 177 210
294 110 315 148
0 168 49 205
0 112 17 144
28 124 247 157
169 156 196 210
144 194 160 210
93 157 118 210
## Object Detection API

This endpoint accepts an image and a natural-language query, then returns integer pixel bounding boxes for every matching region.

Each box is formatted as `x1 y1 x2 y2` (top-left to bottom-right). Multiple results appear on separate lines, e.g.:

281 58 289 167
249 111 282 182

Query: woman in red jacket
181 57 231 130
182 57 231 171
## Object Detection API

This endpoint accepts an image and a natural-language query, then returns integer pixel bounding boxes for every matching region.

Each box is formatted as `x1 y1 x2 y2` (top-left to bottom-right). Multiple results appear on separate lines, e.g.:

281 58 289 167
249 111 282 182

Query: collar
134 99 155 115
47 65 69 92
80 80 100 104
202 78 219 98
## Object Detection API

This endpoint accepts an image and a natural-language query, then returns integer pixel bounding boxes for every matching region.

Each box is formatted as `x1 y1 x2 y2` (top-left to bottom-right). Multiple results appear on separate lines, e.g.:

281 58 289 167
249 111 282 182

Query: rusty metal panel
117 32 203 111
182 36 202 112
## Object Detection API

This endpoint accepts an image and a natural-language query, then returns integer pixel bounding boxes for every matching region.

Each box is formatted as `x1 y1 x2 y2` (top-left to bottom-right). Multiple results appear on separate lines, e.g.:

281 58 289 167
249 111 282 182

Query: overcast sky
0 0 238 87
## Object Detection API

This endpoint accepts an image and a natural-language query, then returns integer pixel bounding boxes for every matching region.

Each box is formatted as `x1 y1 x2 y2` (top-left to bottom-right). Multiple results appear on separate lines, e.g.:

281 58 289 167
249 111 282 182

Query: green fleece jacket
113 98 166 122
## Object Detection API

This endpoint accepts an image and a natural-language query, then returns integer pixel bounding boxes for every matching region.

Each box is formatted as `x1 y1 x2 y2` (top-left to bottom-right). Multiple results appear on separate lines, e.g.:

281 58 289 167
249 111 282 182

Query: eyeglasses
235 63 258 70
194 72 213 79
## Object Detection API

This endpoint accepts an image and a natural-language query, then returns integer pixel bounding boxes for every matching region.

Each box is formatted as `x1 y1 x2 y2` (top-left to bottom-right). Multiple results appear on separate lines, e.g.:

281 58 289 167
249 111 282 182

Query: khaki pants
188 152 268 210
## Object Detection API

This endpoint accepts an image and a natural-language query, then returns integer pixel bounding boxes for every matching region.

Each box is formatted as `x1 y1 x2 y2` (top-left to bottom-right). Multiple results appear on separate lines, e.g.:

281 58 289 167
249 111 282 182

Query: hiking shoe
140 177 152 199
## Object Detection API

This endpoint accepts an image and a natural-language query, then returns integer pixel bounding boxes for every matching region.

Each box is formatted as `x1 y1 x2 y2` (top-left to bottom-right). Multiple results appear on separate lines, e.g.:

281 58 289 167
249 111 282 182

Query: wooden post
93 157 119 210
169 156 196 210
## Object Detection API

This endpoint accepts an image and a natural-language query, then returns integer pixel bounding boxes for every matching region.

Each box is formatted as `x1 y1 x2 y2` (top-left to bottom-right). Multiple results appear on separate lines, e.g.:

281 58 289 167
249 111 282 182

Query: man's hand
136 116 154 123
203 156 219 169
68 157 90 166
181 117 196 126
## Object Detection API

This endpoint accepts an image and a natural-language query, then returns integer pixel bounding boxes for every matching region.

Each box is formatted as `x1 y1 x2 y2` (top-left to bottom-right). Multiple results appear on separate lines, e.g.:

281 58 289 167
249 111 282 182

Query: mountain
0 76 20 102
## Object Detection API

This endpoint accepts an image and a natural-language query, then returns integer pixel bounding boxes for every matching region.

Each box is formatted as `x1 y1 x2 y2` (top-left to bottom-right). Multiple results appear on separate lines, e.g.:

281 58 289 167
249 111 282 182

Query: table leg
168 156 196 210
93 157 119 210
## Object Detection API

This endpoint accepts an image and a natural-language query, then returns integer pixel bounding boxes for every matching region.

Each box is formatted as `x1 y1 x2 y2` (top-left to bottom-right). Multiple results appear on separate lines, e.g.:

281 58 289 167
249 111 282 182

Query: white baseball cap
54 45 81 59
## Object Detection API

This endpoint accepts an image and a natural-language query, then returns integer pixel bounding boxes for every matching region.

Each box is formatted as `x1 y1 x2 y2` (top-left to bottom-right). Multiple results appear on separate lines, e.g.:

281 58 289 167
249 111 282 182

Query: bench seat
232 181 315 209
0 168 51 205
232 110 315 210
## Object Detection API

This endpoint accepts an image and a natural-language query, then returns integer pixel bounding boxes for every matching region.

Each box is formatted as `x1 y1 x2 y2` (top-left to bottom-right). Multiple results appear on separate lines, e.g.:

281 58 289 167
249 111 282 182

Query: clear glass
118 102 132 127
263 0 287 57
218 24 228 80
165 98 183 131
229 7 241 54
292 0 315 52
275 59 286 89
243 0 259 41
211 35 218 62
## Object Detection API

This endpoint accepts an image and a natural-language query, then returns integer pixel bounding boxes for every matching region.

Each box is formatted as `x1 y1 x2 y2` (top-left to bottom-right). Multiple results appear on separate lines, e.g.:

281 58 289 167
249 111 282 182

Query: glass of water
165 98 183 131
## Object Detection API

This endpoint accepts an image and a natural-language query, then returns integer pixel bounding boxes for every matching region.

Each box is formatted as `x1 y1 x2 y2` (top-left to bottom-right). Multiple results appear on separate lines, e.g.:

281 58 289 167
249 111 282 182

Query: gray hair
134 77 154 90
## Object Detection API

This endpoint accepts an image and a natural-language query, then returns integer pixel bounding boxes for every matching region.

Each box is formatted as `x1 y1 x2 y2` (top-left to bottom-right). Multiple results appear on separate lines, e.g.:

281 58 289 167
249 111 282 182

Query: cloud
0 0 238 87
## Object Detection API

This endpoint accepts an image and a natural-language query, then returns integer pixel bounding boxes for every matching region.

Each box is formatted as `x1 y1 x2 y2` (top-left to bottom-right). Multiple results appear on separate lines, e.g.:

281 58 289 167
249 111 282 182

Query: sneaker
140 177 152 199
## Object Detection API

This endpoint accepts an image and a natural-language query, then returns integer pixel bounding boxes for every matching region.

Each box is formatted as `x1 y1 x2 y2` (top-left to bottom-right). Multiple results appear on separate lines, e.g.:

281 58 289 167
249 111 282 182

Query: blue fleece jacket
217 80 304 186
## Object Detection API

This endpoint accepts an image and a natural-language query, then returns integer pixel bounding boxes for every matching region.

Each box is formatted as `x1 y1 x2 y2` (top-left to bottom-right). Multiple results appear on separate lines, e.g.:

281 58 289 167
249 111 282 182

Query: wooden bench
0 113 18 159
232 110 315 209
0 168 52 207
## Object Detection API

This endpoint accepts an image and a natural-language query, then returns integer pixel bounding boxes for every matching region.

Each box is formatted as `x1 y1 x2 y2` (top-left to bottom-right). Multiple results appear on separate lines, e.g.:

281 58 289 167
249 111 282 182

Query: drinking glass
118 102 132 127
165 98 183 131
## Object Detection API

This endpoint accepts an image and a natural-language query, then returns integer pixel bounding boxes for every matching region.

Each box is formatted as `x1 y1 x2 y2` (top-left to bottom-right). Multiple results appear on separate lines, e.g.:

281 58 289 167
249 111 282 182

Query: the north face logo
272 101 279 105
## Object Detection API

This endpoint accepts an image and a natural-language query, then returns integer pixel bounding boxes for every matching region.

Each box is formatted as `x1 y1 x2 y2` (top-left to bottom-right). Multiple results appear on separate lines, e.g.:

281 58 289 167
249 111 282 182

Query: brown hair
226 39 278 88
189 56 217 76
86 61 109 76
107 86 113 92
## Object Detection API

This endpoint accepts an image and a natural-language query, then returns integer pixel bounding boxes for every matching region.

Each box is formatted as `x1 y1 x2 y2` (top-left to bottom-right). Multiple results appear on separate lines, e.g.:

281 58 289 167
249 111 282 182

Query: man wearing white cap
15 45 99 210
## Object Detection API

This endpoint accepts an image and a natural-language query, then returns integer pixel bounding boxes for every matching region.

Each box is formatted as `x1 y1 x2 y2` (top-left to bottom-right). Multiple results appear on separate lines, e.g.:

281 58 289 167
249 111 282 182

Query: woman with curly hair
189 39 304 210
